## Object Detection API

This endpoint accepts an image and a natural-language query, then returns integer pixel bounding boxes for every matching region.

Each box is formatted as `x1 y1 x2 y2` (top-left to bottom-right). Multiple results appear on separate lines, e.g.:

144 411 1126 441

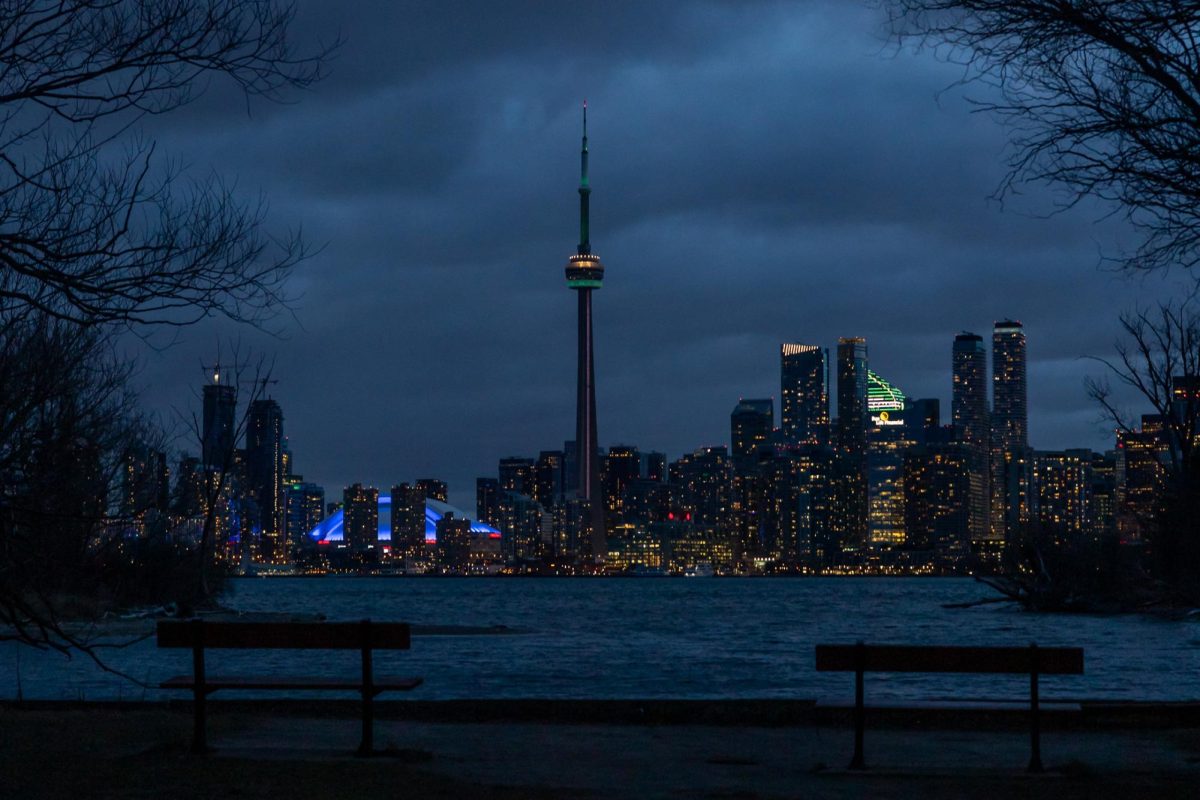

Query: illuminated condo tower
565 103 607 561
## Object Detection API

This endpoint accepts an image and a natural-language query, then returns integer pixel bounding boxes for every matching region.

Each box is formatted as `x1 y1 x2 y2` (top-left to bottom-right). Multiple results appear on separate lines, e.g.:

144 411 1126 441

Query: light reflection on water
2 577 1196 702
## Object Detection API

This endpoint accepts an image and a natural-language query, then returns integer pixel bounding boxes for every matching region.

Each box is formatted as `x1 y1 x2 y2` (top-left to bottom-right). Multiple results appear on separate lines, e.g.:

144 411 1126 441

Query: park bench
815 642 1084 772
157 619 423 755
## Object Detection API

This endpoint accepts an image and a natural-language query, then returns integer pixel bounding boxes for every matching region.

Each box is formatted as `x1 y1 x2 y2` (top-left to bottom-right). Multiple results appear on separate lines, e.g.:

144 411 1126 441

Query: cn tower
564 102 606 562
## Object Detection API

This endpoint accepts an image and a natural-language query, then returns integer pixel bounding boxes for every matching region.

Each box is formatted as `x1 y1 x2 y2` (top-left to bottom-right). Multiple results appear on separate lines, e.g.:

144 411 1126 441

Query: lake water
3 577 1198 702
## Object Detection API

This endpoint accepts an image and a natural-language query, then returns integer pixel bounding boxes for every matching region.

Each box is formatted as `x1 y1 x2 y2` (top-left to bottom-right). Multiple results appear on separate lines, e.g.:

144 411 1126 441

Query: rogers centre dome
306 494 500 545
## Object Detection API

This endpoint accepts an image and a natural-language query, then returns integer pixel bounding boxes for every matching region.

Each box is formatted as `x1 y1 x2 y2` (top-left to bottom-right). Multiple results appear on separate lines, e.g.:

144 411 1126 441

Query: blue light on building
307 494 500 544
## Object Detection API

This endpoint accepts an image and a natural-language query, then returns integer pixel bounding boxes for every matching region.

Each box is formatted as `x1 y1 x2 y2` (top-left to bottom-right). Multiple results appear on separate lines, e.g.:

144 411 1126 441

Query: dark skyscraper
476 477 501 527
730 398 774 475
392 482 427 559
201 369 236 470
952 332 991 543
564 102 606 561
780 344 829 446
247 398 285 561
836 337 869 549
415 478 448 503
343 483 379 553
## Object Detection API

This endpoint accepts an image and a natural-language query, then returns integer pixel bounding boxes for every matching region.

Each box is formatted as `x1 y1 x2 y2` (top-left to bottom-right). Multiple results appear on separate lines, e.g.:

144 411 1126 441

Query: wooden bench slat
157 621 411 650
160 675 424 692
815 644 1084 675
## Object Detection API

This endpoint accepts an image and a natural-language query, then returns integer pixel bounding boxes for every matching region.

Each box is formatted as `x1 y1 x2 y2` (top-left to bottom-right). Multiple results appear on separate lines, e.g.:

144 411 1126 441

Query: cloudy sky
133 1 1180 507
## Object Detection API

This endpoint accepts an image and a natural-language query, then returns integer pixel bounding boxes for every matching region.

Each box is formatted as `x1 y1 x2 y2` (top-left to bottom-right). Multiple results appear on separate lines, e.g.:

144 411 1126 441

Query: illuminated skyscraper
952 332 990 544
780 344 829 446
564 102 606 561
835 337 869 550
992 320 1029 541
247 398 285 561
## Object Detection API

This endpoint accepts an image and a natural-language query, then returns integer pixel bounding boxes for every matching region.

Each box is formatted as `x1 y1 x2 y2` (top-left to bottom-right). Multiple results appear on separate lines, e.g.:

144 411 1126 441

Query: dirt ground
2 705 1199 799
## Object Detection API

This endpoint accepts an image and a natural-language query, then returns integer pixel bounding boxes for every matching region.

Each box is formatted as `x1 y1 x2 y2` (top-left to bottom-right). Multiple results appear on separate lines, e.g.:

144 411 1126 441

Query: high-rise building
415 479 448 503
534 450 564 508
1033 450 1092 538
952 332 991 544
640 451 667 483
867 405 915 546
342 484 379 553
780 344 829 446
1116 414 1170 543
668 447 732 532
122 443 170 519
602 445 641 528
434 513 472 571
246 398 285 561
564 102 607 562
730 398 774 475
392 482 428 559
286 480 325 550
992 321 1028 541
835 337 869 551
201 371 237 471
903 443 974 565
498 457 535 496
476 477 501 527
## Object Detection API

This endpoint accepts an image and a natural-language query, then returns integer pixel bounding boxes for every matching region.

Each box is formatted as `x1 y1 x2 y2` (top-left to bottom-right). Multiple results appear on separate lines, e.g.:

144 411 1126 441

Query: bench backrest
815 644 1083 675
157 620 411 650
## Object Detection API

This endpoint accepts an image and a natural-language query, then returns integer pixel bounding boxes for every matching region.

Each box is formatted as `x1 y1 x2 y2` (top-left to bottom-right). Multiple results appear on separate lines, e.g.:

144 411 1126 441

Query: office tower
867 407 915 546
172 455 203 517
602 445 641 528
391 482 428 559
1090 451 1117 539
498 457 536 497
476 477 501 527
342 484 379 553
534 450 564 508
1115 414 1169 543
952 332 991 544
668 446 732 531
758 445 833 568
247 398 285 561
641 451 667 483
730 398 774 475
1033 450 1092 537
903 444 974 565
434 513 472 571
285 481 325 549
498 492 544 561
780 344 829 446
992 321 1028 541
201 370 236 470
835 337 869 551
122 443 169 518
415 479 448 503
564 102 607 561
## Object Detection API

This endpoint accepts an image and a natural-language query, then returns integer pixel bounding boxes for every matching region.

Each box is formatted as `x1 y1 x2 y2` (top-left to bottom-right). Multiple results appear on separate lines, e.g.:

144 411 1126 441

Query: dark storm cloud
133 1 1179 505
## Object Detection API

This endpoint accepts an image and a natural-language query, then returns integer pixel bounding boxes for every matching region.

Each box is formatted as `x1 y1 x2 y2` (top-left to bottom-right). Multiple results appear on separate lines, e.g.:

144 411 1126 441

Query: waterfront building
758 444 833 568
564 102 607 562
668 446 732 532
780 344 829 447
730 398 774 475
992 321 1028 541
201 370 236 470
122 443 170 520
498 457 536 496
498 491 543 561
285 480 325 552
1116 414 1170 543
534 450 564 509
602 445 641 530
246 398 285 562
1033 450 1092 538
1090 451 1117 539
435 512 472 571
903 443 974 565
952 332 991 545
391 482 428 559
342 484 379 553
476 477 501 527
641 451 667 483
867 404 916 546
416 479 448 503
835 337 869 552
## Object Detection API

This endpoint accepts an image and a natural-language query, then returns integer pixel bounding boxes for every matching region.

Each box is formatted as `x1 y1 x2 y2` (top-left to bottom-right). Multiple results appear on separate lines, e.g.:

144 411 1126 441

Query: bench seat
161 675 423 693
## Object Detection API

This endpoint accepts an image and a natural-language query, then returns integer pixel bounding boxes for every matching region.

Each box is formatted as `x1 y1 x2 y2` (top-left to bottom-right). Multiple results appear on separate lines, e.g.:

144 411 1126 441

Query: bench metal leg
191 623 208 755
357 620 375 757
849 643 866 770
1028 643 1043 773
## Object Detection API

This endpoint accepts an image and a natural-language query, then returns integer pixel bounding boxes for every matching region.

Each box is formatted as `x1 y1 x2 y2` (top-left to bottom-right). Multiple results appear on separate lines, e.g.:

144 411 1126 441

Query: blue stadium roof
308 494 500 544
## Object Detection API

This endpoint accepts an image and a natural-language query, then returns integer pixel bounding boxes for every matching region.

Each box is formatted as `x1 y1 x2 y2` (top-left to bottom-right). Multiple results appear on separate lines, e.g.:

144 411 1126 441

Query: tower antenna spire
578 100 590 254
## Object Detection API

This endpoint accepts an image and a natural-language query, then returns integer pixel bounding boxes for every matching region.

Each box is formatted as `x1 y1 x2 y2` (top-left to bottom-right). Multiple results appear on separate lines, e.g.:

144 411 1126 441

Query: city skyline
127 1 1182 506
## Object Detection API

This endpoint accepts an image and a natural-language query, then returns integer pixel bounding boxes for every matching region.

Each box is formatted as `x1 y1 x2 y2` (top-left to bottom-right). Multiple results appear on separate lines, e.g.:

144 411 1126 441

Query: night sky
133 1 1180 507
